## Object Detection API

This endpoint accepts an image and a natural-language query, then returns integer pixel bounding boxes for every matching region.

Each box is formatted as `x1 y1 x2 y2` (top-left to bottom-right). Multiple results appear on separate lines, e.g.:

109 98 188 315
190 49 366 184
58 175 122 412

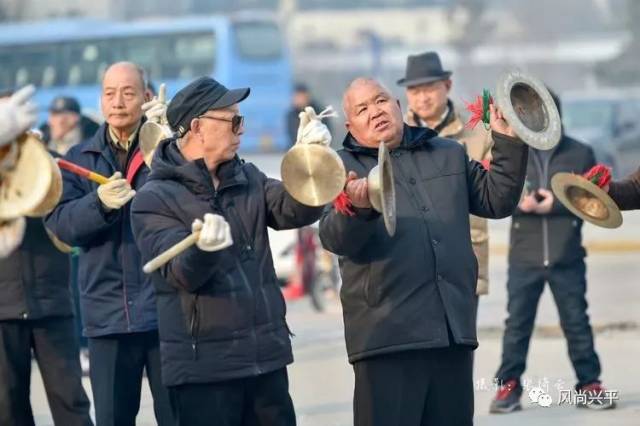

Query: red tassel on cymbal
333 191 355 216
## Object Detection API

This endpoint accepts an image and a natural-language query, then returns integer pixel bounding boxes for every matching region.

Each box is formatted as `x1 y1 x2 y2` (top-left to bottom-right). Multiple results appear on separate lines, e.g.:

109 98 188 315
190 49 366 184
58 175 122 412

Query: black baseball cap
49 96 81 114
167 77 250 137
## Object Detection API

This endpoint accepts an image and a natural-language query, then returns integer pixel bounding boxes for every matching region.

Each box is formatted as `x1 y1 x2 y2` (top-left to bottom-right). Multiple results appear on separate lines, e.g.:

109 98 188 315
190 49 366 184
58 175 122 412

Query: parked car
562 88 640 178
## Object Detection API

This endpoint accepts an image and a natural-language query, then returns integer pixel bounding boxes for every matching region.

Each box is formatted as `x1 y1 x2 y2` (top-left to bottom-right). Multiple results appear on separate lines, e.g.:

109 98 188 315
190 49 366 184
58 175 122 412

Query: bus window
62 40 112 85
0 44 59 89
233 22 282 60
116 32 216 82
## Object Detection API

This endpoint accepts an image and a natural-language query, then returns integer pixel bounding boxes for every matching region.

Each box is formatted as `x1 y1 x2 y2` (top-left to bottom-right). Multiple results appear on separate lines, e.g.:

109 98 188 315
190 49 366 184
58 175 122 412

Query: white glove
0 85 38 147
296 105 336 147
0 217 26 258
97 172 136 211
141 83 167 124
191 213 233 252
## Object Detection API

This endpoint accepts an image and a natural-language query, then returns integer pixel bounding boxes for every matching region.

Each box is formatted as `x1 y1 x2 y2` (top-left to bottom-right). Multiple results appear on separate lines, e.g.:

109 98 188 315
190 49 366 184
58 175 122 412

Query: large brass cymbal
0 134 53 220
26 154 63 217
281 144 346 207
551 172 622 229
139 121 173 168
367 142 396 237
495 70 561 151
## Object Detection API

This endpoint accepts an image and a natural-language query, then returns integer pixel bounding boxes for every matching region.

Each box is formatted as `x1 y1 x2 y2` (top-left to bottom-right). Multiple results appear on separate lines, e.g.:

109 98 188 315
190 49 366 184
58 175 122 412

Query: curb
489 241 640 255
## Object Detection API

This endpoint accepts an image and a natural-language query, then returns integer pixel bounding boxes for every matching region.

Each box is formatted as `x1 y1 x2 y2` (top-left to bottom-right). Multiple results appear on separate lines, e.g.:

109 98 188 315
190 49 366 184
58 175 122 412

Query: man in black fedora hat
399 50 493 297
130 76 326 425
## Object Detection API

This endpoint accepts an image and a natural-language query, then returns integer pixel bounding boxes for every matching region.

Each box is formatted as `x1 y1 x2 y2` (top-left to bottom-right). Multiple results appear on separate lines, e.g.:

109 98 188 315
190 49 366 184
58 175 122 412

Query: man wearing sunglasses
130 76 325 425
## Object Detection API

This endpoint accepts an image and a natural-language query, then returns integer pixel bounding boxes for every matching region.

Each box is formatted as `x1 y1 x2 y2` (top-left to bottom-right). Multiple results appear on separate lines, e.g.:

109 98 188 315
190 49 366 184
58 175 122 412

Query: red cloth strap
126 149 145 185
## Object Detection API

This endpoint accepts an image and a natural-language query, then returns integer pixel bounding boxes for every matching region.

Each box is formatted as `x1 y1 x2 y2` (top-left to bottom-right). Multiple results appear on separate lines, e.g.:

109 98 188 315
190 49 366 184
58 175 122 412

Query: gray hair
342 77 394 117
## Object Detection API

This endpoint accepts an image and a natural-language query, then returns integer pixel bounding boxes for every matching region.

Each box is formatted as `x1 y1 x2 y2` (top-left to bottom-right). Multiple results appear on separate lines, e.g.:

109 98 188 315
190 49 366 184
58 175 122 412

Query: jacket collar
81 120 145 153
342 124 438 156
149 138 248 195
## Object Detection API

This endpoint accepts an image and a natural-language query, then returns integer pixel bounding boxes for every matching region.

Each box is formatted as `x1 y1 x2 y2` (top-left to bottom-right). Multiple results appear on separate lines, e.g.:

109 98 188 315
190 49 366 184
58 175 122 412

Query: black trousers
88 331 174 426
495 260 601 388
353 347 474 426
168 367 296 426
0 317 92 426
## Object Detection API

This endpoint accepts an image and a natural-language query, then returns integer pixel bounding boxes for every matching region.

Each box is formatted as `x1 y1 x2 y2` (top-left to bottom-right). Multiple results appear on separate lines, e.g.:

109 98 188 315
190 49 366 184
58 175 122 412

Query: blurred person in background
489 91 615 413
0 87 93 426
286 82 325 148
40 96 100 153
399 51 492 297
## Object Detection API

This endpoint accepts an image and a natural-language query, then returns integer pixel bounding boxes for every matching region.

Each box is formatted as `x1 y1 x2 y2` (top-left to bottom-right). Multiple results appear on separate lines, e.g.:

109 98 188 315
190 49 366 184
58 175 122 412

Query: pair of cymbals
551 172 622 229
281 142 396 236
0 133 62 220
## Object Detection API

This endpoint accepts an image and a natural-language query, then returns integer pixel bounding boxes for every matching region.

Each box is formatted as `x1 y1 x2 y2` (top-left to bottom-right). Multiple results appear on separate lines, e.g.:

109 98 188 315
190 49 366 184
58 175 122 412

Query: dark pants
495 260 601 388
0 317 92 426
88 331 174 426
168 368 296 426
353 347 474 426
70 255 87 348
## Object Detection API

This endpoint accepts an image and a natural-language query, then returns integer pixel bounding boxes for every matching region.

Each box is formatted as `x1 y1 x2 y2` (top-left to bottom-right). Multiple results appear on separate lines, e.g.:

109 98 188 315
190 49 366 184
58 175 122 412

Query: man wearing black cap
399 51 492 297
131 76 325 425
40 96 99 155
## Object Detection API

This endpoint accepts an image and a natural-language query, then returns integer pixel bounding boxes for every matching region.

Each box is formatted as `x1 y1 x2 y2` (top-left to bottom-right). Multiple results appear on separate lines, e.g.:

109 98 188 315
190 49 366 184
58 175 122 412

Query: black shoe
575 382 617 410
490 379 523 414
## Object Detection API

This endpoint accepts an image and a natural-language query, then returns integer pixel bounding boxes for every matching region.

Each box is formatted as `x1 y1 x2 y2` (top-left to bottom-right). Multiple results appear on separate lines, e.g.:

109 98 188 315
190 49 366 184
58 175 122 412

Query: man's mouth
374 120 390 131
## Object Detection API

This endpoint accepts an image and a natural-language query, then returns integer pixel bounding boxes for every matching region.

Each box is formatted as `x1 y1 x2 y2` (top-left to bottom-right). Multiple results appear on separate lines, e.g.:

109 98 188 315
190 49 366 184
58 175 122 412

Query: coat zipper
532 150 553 267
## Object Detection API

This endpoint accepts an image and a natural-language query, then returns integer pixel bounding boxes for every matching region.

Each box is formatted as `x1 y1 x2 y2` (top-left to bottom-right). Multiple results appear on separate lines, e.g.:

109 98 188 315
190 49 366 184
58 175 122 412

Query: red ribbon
582 164 612 188
333 191 355 216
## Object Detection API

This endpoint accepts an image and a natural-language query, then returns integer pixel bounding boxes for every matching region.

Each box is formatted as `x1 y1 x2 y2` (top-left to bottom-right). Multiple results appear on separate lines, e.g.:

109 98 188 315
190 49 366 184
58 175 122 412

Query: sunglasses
198 114 244 135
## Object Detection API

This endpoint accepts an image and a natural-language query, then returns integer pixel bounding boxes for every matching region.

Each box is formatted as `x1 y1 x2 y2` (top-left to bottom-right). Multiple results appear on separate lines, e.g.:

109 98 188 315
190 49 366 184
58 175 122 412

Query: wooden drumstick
142 231 200 274
56 159 110 185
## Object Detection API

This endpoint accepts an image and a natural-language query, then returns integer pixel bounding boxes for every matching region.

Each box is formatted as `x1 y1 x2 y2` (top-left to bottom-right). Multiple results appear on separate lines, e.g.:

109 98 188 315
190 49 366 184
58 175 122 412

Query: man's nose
113 91 125 107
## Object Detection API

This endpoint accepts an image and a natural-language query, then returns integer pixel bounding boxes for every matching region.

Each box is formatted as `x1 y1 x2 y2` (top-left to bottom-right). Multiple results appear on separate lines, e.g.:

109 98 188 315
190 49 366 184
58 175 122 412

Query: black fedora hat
397 51 452 87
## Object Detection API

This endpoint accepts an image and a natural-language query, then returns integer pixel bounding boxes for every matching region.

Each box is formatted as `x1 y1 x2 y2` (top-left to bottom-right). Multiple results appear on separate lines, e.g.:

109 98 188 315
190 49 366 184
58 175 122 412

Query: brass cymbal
26 154 63 217
551 172 622 229
367 142 396 237
0 134 54 220
281 144 346 207
139 121 173 168
495 70 562 151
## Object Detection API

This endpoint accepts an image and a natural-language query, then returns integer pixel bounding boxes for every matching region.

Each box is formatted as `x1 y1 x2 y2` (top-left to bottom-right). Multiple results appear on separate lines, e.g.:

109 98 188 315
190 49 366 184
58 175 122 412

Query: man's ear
344 120 351 133
445 79 453 93
190 118 201 138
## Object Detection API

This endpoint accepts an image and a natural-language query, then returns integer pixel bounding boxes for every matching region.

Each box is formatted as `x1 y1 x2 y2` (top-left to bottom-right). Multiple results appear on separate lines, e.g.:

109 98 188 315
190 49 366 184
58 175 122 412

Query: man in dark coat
130 76 324 426
607 169 640 210
44 62 174 426
318 77 528 426
0 87 92 426
490 93 616 413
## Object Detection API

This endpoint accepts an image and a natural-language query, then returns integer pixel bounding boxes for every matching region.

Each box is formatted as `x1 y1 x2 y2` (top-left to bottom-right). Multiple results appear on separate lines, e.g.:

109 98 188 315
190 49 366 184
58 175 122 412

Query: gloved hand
191 213 233 252
97 172 136 211
296 105 336 146
0 217 26 258
141 83 167 124
0 85 38 147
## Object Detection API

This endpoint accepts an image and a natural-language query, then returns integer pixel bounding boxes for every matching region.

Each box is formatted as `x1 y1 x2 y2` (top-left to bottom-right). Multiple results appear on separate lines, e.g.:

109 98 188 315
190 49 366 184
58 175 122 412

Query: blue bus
0 12 293 152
